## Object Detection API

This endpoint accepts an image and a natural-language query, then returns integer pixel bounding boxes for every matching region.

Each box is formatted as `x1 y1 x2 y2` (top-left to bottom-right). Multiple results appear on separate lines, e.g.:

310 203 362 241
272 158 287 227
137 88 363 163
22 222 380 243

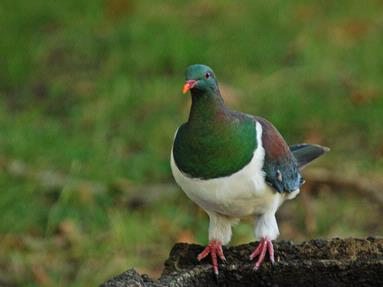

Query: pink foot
197 240 226 275
249 237 275 270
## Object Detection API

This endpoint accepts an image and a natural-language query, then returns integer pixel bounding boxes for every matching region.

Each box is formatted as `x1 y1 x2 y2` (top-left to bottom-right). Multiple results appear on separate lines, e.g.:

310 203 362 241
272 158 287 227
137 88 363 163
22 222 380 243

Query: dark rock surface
101 238 383 287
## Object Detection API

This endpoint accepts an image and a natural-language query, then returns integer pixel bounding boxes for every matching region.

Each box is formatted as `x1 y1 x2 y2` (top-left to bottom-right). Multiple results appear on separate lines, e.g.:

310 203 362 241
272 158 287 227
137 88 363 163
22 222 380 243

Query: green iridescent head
182 64 218 94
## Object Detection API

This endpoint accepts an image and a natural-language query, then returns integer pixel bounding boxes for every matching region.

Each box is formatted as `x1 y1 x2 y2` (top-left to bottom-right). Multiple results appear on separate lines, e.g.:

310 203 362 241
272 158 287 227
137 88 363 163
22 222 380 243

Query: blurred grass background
1 0 383 286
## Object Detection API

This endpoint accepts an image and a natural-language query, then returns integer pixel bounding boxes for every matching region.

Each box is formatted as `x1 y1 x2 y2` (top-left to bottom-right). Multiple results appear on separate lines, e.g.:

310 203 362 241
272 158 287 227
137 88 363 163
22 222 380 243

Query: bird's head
182 64 218 95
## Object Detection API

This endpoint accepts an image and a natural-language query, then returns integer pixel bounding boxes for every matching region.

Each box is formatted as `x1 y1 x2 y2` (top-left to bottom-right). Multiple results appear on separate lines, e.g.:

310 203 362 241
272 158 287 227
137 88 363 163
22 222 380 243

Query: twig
3 158 383 206
303 168 383 206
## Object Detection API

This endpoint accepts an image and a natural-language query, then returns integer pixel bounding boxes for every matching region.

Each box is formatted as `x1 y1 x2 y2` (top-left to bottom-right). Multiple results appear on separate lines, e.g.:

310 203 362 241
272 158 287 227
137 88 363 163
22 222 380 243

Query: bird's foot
249 237 274 270
197 240 226 275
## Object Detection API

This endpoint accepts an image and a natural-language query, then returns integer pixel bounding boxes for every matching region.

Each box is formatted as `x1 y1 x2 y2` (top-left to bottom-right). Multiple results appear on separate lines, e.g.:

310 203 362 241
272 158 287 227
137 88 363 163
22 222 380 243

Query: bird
170 64 329 275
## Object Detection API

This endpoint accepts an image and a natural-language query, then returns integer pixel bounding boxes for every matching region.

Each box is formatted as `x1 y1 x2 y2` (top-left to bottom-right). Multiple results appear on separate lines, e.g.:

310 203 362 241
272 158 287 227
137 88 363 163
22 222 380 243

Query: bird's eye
205 72 211 79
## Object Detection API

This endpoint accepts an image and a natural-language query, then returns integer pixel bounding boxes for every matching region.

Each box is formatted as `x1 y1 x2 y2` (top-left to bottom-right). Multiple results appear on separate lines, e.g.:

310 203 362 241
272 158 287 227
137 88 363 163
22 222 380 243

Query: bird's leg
251 212 278 269
197 239 226 275
198 212 234 275
249 237 275 270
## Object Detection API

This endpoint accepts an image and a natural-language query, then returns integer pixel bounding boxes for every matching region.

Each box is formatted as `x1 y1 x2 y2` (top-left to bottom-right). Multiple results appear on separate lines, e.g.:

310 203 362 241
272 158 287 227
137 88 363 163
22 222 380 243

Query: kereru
170 64 329 275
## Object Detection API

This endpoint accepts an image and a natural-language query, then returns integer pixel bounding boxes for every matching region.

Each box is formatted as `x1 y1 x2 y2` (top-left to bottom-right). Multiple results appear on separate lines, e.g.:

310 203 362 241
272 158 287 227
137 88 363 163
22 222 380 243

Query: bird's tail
290 144 329 170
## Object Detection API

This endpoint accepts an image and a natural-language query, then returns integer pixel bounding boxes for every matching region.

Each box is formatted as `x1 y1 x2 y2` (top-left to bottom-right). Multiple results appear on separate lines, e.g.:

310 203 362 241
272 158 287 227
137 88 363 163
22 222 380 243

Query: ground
102 238 383 287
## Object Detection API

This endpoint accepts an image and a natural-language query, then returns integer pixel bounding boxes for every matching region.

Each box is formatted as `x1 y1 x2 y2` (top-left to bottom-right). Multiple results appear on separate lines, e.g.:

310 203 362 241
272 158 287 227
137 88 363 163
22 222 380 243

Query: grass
0 0 383 286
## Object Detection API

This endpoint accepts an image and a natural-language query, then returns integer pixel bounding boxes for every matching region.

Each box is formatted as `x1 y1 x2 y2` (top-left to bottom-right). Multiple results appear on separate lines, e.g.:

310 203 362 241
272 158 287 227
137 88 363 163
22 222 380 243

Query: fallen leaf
31 265 53 287
350 88 378 105
176 230 195 243
58 219 82 244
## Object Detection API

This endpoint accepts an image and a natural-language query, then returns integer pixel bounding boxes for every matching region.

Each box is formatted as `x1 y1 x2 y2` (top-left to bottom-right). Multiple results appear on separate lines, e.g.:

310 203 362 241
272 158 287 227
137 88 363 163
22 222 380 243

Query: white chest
171 122 286 218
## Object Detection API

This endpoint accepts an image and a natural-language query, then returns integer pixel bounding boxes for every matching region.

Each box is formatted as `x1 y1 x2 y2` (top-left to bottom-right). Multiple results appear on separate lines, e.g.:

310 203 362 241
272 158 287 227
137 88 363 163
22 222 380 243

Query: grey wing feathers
290 144 329 170
254 116 302 193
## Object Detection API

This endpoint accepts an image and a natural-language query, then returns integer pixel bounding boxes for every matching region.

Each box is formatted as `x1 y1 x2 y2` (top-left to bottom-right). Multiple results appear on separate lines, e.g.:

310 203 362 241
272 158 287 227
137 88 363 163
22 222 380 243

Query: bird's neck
173 88 258 179
188 89 229 128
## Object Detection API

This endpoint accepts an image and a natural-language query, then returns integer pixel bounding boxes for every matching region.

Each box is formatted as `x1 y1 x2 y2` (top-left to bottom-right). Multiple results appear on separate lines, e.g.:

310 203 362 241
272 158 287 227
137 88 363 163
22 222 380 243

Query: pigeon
170 64 329 275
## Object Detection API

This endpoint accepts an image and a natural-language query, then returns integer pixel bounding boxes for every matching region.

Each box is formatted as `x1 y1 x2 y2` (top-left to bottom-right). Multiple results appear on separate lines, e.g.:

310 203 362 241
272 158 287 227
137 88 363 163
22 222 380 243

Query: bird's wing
254 116 302 193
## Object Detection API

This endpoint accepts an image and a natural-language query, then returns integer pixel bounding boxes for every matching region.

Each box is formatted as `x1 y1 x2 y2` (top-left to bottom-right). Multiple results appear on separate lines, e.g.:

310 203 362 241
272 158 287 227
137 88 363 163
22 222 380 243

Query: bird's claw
249 237 274 270
197 240 226 275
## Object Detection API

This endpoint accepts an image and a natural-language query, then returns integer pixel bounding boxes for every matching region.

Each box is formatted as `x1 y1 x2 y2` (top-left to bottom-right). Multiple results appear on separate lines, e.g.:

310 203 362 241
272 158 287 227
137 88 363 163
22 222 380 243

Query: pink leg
249 237 275 270
197 240 226 275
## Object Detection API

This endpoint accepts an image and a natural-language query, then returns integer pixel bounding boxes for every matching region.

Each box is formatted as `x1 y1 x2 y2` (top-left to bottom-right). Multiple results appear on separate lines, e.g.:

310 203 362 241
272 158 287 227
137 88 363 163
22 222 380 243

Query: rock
101 238 383 287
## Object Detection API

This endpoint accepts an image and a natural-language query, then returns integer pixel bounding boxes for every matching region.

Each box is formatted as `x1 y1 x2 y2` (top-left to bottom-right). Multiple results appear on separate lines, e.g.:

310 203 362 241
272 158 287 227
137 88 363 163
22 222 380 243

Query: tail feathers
290 143 329 170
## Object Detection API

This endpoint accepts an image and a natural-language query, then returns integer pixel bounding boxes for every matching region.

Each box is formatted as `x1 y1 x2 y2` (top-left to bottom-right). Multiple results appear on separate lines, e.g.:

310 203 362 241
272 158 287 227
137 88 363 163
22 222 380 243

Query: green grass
1 0 383 286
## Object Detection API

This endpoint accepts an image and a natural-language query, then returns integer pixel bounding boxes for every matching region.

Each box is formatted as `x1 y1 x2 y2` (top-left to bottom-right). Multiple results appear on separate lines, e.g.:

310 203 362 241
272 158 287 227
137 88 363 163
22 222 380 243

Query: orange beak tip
182 84 189 94
182 80 197 94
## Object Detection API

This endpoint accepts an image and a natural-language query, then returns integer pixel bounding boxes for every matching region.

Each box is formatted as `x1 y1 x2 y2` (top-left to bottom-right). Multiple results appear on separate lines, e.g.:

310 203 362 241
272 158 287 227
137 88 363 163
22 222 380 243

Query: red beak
182 80 197 94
